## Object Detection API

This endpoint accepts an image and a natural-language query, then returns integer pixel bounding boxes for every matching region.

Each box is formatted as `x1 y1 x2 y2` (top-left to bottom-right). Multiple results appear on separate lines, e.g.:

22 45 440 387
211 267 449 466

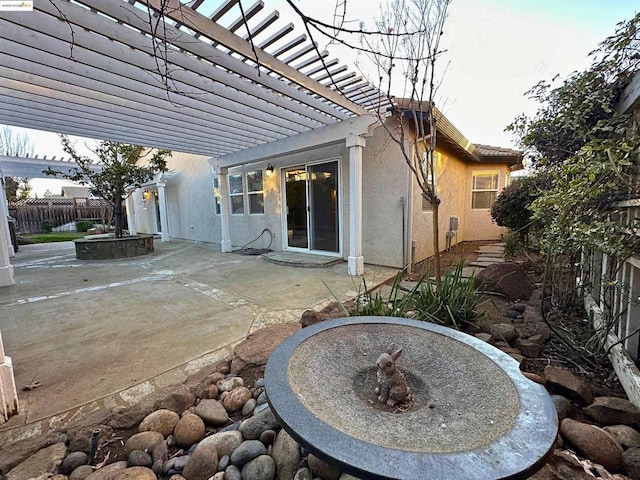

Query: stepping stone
460 266 482 278
470 261 496 267
476 246 505 254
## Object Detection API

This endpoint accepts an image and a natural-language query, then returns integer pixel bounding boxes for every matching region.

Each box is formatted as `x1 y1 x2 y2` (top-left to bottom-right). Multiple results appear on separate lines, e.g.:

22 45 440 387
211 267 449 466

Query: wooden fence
8 203 117 234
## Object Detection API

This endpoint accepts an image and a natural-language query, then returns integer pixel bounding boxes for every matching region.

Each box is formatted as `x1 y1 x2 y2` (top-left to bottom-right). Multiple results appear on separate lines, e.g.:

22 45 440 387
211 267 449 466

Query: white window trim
471 170 500 210
213 177 221 215
229 172 245 215
247 169 265 215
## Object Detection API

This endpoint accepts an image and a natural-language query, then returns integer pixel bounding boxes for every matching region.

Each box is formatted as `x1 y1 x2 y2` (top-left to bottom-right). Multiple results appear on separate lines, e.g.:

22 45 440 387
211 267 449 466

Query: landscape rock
85 461 128 480
194 399 229 426
174 412 206 447
259 429 276 445
217 377 244 393
127 450 153 468
154 385 196 414
584 396 640 429
231 323 301 381
196 383 218 400
512 335 545 358
199 430 243 458
475 262 534 301
60 451 89 474
230 440 267 467
529 450 597 480
6 442 67 480
560 418 624 472
242 398 257 416
138 409 180 437
222 386 252 412
489 323 518 343
272 429 301 480
293 467 313 480
623 447 640 479
241 455 276 480
67 425 114 453
69 464 95 480
113 466 157 480
603 425 640 449
307 454 341 480
551 395 573 422
124 432 165 456
239 407 281 440
152 440 169 464
225 465 242 480
521 371 545 386
544 366 594 405
474 333 492 343
0 431 68 475
182 443 218 480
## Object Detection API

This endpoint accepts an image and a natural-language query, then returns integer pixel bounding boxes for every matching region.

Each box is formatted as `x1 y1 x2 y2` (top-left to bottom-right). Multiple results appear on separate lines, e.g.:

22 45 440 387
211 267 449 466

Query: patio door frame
281 158 342 257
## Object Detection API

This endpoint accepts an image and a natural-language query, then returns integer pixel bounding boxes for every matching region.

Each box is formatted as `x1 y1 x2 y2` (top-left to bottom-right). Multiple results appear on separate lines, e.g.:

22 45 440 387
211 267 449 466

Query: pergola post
346 135 365 276
217 167 233 253
0 176 15 258
157 179 169 242
0 329 18 424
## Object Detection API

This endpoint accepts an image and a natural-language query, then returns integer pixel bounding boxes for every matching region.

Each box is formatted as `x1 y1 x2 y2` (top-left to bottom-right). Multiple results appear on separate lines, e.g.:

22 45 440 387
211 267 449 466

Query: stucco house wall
464 163 510 241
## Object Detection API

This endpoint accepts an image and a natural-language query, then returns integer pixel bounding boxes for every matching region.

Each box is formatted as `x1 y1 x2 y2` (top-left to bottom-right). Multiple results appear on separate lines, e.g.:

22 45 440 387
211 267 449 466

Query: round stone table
265 317 558 480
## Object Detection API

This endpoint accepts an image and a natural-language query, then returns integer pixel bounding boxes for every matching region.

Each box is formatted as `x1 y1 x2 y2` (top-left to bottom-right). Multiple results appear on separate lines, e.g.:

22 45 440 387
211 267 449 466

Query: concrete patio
0 239 398 446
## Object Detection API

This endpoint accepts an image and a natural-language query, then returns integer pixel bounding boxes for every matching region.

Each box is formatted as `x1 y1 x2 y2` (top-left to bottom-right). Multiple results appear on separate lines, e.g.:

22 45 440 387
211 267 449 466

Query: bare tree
1 125 34 202
361 0 451 286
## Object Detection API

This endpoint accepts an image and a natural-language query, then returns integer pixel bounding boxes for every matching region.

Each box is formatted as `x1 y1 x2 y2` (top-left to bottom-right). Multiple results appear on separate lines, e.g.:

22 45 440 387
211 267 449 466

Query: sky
3 0 638 197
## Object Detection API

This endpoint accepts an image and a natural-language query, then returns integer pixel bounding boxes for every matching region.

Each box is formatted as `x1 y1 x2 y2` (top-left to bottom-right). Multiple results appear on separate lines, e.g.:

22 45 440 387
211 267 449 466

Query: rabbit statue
375 343 412 406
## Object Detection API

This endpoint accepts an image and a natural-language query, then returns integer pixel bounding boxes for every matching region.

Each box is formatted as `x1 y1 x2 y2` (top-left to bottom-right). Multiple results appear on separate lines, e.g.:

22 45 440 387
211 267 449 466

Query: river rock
259 430 276 445
199 430 243 458
241 455 275 480
182 443 218 480
69 464 95 480
6 442 67 480
307 454 341 480
584 396 640 429
242 398 257 417
128 450 153 468
113 466 157 480
217 377 244 393
603 425 640 449
109 403 155 430
198 383 218 400
222 386 252 412
623 447 640 479
194 399 229 426
551 395 573 422
218 455 230 471
124 432 165 456
544 366 593 405
60 451 89 474
174 412 206 447
139 409 180 437
560 418 623 472
225 465 242 480
230 440 267 468
293 467 313 480
152 441 168 464
239 407 280 440
272 429 301 480
85 461 128 480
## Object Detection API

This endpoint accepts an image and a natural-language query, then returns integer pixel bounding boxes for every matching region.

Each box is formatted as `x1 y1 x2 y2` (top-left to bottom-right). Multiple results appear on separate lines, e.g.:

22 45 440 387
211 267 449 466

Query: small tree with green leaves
45 135 171 238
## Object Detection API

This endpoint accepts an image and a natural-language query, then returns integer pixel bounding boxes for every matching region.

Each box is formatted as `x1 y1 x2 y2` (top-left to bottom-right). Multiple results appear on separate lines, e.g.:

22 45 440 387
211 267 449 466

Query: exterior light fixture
266 163 275 176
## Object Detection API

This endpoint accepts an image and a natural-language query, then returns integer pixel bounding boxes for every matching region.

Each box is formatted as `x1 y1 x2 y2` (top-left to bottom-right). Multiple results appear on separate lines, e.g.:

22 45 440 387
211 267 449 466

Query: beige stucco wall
463 163 510 241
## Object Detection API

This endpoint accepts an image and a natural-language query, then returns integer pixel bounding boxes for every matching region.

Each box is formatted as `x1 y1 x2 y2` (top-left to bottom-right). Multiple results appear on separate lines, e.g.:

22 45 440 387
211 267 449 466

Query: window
229 173 244 214
212 177 221 215
247 170 264 214
421 152 439 212
471 171 499 209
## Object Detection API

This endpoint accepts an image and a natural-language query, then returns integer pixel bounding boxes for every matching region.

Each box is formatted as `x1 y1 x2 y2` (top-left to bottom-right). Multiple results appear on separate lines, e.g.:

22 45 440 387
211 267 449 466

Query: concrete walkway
0 240 398 445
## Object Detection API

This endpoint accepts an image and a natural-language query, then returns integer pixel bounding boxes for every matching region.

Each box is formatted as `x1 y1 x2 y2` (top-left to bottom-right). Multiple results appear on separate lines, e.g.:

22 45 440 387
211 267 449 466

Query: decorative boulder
476 263 534 301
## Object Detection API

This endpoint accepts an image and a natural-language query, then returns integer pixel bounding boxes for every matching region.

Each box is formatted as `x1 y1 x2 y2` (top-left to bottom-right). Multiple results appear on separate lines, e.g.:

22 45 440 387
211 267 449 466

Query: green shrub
40 220 54 233
76 220 94 232
412 260 485 329
503 231 523 257
352 274 414 317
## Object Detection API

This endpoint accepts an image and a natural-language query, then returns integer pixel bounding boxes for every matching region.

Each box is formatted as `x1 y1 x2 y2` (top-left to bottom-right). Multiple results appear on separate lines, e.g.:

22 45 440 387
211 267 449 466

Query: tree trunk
113 199 124 238
432 201 441 290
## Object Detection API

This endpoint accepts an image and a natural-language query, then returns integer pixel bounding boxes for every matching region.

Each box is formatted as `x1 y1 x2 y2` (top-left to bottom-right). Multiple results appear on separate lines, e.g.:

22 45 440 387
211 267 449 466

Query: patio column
157 180 169 242
0 177 15 258
347 135 365 276
125 193 137 235
0 329 18 424
217 167 232 253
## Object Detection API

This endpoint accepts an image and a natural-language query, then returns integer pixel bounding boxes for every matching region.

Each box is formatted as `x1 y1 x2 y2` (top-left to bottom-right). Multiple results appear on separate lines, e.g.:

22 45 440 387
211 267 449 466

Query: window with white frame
421 151 439 212
229 173 244 214
212 177 221 215
247 170 264 214
471 171 499 209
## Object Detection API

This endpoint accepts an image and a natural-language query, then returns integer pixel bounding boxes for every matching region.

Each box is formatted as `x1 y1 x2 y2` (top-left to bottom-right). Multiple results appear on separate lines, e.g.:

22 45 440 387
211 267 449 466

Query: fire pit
265 316 557 480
